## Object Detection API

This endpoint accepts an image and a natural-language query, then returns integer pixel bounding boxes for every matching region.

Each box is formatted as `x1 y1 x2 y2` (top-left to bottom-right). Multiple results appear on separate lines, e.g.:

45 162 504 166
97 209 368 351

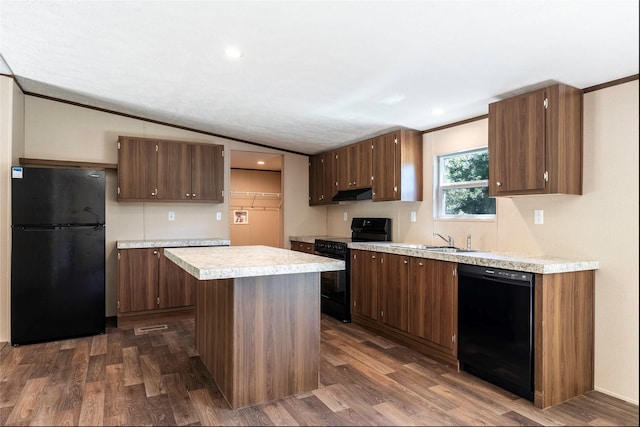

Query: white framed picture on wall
233 210 249 224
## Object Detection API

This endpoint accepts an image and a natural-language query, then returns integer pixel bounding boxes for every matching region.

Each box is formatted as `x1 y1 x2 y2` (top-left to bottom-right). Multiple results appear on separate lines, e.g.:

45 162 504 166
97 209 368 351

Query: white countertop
117 238 230 249
288 236 598 274
349 242 599 274
290 235 343 244
164 245 345 280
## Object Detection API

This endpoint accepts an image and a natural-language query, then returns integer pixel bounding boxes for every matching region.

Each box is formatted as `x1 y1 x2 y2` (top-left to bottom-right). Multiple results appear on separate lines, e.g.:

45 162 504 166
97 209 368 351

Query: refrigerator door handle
14 225 57 231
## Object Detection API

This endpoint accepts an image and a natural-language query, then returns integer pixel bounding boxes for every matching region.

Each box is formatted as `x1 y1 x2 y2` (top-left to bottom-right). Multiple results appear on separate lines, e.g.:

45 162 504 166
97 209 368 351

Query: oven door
314 250 351 322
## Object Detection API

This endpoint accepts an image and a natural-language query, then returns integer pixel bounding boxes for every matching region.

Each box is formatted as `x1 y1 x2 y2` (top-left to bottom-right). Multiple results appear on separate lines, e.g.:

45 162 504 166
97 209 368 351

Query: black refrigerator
11 166 106 345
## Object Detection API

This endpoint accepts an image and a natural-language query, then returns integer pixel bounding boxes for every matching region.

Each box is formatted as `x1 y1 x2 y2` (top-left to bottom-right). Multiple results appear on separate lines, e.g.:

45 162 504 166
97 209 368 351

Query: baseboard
594 386 639 406
116 307 195 328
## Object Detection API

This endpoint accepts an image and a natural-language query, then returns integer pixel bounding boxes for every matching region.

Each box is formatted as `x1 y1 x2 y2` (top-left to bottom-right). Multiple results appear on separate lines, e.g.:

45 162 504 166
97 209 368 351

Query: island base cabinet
195 273 320 409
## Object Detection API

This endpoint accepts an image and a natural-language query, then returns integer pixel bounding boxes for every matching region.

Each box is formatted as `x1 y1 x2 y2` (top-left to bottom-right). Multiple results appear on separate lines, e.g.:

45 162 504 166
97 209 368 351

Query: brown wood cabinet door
379 253 409 331
336 146 352 191
322 151 337 203
408 258 457 354
118 248 159 313
157 140 191 200
352 140 372 189
489 88 546 195
350 250 379 320
117 137 158 200
192 143 224 202
408 257 429 338
159 248 195 308
337 142 372 191
428 260 456 352
291 241 313 253
308 155 323 205
372 132 398 201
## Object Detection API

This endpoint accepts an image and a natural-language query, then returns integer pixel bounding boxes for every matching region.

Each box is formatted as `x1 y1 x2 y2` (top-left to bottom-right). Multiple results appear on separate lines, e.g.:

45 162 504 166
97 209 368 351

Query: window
435 148 496 218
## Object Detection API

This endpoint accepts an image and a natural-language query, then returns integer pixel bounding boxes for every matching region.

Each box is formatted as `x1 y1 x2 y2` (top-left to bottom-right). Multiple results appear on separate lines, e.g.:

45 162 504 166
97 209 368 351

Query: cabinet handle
192 193 196 198
404 260 408 264
153 250 158 255
419 262 424 266
186 193 190 197
496 181 502 187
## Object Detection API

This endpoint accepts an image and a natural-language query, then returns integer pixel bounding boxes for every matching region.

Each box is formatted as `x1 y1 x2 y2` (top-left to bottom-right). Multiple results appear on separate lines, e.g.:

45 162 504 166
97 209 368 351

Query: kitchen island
164 245 345 409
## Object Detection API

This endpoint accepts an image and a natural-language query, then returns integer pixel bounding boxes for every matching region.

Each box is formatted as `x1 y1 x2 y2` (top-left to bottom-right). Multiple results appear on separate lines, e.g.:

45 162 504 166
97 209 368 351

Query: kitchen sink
390 243 438 250
390 243 476 253
425 246 477 253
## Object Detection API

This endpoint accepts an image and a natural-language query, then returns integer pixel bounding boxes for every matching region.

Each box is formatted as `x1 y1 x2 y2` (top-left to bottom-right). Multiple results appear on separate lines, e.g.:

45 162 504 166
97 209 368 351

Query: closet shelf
230 191 281 198
230 191 282 209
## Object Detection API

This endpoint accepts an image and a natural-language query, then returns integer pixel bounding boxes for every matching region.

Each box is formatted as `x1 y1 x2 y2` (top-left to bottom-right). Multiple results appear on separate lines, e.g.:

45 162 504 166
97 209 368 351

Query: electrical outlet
216 212 222 221
410 211 417 222
168 211 175 221
343 211 348 221
534 209 544 225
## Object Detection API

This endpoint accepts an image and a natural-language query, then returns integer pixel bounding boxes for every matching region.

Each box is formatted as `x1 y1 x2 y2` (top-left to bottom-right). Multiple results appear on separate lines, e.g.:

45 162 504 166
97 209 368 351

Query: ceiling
1 1 638 156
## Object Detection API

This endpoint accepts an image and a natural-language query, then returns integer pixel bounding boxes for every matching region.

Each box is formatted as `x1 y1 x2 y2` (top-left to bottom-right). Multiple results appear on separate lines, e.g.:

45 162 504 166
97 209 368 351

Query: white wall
327 81 639 404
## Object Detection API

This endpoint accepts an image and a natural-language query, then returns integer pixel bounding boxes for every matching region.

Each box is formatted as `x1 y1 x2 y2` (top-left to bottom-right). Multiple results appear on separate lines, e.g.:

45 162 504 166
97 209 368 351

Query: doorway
229 151 284 247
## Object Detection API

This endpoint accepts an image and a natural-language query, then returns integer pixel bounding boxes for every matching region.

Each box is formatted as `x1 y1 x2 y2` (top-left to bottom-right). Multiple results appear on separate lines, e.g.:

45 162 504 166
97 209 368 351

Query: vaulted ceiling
1 1 638 155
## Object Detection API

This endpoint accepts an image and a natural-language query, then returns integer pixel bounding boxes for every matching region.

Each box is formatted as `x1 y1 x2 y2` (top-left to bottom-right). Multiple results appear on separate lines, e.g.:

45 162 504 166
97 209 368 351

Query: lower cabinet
408 258 457 356
351 249 381 321
159 250 196 308
290 240 315 254
351 249 458 365
118 248 159 313
117 247 195 322
379 253 409 331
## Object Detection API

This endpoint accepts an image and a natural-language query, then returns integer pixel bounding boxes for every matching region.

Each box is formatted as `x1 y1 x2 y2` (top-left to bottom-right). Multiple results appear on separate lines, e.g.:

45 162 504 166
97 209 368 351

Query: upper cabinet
337 140 373 191
190 143 224 202
372 128 423 202
309 150 337 206
488 83 583 196
117 137 158 200
117 136 224 202
309 128 423 205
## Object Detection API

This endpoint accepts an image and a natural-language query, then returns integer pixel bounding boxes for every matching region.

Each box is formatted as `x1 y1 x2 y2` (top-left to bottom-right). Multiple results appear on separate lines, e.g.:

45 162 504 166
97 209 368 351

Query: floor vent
134 324 168 335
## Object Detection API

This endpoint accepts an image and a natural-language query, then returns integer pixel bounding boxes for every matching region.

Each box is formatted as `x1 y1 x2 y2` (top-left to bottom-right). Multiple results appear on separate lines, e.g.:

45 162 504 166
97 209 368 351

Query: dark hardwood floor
0 315 637 426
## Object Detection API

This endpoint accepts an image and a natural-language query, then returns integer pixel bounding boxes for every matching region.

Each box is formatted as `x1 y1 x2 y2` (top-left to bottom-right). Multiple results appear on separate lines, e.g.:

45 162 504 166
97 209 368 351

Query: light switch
168 211 175 221
343 211 348 221
410 211 417 223
534 210 544 225
216 212 222 221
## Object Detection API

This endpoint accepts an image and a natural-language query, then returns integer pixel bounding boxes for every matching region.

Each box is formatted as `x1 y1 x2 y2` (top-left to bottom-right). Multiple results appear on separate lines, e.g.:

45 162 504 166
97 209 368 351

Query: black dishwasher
457 264 534 401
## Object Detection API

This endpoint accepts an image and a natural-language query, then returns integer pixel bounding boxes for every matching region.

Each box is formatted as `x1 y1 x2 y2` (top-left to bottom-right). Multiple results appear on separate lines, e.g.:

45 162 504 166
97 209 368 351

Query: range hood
332 188 373 202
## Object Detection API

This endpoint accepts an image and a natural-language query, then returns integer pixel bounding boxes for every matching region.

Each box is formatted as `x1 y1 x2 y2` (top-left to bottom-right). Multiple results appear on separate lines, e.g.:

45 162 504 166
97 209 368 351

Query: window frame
433 147 496 220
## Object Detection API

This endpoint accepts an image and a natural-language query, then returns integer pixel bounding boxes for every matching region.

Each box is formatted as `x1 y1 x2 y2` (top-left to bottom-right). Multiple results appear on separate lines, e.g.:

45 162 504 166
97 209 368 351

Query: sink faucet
433 232 454 247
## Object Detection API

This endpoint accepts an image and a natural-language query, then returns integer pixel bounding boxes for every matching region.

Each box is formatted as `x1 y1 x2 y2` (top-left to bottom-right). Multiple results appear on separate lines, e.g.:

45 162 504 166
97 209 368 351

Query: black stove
314 218 391 322
314 238 352 257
